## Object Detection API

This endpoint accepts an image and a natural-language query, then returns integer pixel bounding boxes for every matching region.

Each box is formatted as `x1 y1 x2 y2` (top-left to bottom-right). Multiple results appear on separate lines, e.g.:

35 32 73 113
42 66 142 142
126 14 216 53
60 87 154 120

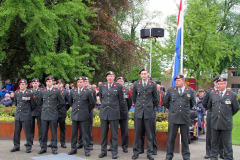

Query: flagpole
180 0 184 74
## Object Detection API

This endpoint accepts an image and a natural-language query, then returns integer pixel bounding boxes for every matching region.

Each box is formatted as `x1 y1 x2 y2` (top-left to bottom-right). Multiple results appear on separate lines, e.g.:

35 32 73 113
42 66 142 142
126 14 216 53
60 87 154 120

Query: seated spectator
0 79 14 99
0 93 13 107
95 96 101 110
65 83 71 93
10 92 14 102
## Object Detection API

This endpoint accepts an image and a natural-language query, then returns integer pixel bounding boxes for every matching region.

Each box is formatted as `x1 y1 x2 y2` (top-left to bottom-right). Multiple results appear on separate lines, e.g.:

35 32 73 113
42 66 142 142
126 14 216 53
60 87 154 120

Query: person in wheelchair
194 89 206 131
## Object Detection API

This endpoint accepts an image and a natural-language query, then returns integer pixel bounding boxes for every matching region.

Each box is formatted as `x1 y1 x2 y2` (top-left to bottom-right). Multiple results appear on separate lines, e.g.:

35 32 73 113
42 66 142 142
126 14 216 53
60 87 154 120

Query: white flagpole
180 0 184 74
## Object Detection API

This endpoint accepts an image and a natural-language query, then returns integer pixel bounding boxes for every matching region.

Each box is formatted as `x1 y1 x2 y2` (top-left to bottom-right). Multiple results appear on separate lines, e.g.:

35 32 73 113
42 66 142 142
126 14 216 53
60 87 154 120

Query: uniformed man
111 77 132 153
84 77 96 150
207 77 239 160
68 77 95 156
202 76 225 159
38 76 65 155
30 78 42 147
10 79 36 153
163 75 195 160
56 79 70 148
98 71 123 159
132 69 159 160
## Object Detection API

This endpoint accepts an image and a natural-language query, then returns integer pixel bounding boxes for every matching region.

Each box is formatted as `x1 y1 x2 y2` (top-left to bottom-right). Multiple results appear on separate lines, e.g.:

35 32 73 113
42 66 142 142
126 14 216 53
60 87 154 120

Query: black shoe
47 144 52 148
52 150 58 155
61 144 67 148
153 150 157 155
26 150 31 153
123 148 128 153
85 152 90 157
10 147 20 152
98 153 107 158
76 144 83 149
24 143 27 146
68 150 77 155
132 154 139 159
112 154 118 159
147 155 154 160
165 159 172 160
89 146 93 150
219 154 224 159
108 147 112 151
204 155 210 159
38 149 46 154
139 150 144 154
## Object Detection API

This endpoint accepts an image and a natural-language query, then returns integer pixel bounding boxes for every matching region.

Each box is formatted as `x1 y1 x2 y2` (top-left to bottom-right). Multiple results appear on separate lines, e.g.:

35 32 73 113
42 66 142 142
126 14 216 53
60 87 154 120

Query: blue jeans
157 106 162 112
198 113 202 129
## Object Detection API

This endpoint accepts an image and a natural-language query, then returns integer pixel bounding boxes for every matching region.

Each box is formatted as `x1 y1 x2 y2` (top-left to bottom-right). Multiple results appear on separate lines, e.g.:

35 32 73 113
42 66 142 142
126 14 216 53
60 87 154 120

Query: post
180 0 184 74
150 37 153 77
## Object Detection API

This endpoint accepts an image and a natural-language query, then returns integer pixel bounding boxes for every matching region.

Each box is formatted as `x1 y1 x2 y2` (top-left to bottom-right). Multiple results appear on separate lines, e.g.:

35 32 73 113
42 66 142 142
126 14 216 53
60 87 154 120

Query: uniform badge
18 90 20 93
186 87 189 91
226 92 229 96
25 91 28 94
187 94 190 98
91 92 93 96
138 81 141 85
225 99 231 104
236 97 238 101
83 89 86 92
74 88 77 92
174 87 177 91
149 82 152 86
122 88 125 92
104 83 107 87
216 91 219 95
212 89 214 92
113 83 116 88
33 95 36 98
53 88 56 92
38 89 41 92
44 88 47 92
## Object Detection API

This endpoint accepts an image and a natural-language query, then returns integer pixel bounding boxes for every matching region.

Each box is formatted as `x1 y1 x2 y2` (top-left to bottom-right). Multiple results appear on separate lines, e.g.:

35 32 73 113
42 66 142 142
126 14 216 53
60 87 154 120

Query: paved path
0 134 239 160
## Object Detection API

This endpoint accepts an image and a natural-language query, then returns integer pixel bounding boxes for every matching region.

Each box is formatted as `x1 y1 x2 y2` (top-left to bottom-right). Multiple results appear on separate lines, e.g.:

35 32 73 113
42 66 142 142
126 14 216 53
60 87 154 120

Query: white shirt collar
142 80 148 86
47 86 53 91
219 89 227 96
178 85 186 92
20 89 26 93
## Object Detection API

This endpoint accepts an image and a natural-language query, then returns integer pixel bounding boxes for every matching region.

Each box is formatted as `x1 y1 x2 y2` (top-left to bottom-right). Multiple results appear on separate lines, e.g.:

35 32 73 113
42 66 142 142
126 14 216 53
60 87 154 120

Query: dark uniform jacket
120 87 132 119
163 86 195 124
99 82 123 120
202 88 215 111
58 89 70 118
14 89 36 121
31 88 42 117
69 87 95 121
207 90 240 130
132 80 159 119
40 88 65 121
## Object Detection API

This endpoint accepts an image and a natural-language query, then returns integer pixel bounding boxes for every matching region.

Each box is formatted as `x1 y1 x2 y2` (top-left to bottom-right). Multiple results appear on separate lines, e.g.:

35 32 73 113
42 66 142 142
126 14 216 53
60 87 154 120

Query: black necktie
220 92 223 97
144 82 146 87
179 88 183 96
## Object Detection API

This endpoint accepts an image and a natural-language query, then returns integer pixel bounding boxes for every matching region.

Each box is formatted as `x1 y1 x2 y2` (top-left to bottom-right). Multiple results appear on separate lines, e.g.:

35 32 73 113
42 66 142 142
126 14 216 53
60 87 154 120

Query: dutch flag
171 0 183 86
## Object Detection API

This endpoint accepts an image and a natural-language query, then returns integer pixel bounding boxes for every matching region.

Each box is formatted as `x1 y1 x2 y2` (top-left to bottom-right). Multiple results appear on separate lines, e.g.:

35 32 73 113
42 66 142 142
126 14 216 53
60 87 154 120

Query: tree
0 0 99 82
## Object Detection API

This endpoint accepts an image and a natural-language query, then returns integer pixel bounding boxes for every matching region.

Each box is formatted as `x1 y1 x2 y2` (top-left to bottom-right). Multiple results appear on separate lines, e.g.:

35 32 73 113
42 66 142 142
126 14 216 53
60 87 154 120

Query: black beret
57 79 64 84
213 76 219 82
116 77 124 81
105 71 115 77
139 68 148 74
19 79 27 84
198 89 205 92
83 77 89 81
45 76 54 82
32 78 39 82
174 75 184 81
77 77 84 81
217 77 227 82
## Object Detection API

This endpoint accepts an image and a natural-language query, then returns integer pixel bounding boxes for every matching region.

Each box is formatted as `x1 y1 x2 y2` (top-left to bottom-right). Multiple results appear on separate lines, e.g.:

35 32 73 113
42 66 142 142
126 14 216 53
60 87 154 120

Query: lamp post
140 28 164 77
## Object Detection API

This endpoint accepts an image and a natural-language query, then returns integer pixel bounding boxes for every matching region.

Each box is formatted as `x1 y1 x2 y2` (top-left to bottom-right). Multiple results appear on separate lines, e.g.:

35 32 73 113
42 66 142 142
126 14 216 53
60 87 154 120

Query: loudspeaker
151 28 164 37
140 29 150 39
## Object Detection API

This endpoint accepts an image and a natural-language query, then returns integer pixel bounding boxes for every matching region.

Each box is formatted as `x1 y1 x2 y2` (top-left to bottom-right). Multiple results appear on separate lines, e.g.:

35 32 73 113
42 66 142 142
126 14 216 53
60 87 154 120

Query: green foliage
0 0 99 82
232 111 240 145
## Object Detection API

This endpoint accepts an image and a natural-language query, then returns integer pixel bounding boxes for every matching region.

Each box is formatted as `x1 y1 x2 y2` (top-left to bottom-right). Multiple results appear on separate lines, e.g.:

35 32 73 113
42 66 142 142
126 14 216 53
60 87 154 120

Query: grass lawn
232 111 240 145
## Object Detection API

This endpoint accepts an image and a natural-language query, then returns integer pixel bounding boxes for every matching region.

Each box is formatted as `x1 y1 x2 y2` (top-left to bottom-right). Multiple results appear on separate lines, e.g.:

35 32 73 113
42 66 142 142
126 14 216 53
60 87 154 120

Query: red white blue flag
171 0 183 86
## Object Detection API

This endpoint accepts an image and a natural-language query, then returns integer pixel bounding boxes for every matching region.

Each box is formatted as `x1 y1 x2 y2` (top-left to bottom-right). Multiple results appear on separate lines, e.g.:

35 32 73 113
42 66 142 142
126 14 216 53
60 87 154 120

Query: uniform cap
198 89 204 92
57 79 64 84
139 68 148 74
77 77 84 81
217 77 227 82
174 75 184 81
105 71 115 77
116 77 124 81
19 79 27 84
32 78 39 82
45 76 54 82
213 76 219 82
